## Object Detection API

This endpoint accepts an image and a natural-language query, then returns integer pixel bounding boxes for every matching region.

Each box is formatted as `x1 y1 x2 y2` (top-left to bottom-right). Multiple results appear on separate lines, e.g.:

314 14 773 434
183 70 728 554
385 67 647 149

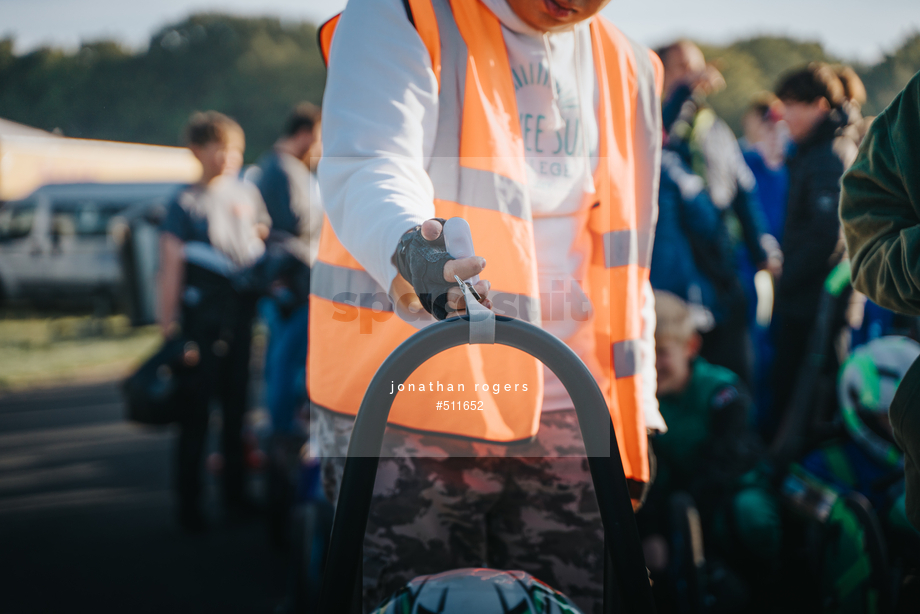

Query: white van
0 182 181 312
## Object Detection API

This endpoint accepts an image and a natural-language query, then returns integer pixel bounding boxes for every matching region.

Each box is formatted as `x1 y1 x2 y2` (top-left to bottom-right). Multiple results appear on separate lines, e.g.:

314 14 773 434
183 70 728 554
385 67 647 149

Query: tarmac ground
0 381 288 614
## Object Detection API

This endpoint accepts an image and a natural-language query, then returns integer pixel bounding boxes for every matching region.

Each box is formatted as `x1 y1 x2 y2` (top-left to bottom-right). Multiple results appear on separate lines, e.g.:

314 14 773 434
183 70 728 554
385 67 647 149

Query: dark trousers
767 312 815 444
175 295 256 514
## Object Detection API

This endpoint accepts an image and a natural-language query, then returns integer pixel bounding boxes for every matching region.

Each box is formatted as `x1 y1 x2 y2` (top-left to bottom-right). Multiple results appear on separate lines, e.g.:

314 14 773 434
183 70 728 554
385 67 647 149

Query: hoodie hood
480 0 544 37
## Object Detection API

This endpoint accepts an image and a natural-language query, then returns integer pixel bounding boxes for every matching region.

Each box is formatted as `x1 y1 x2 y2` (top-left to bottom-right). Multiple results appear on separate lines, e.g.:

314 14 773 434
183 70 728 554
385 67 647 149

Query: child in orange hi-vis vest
313 0 665 611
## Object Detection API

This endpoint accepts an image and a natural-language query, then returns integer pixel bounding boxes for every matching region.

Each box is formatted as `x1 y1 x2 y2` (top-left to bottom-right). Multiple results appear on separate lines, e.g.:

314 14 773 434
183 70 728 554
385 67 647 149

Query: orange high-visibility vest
314 0 663 489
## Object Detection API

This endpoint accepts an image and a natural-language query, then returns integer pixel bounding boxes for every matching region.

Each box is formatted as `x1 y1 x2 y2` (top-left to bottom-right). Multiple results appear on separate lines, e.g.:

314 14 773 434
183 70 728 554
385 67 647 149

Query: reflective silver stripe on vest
311 261 392 311
312 261 540 323
452 166 530 220
627 37 662 271
427 0 466 194
603 229 638 268
427 0 531 222
613 338 642 378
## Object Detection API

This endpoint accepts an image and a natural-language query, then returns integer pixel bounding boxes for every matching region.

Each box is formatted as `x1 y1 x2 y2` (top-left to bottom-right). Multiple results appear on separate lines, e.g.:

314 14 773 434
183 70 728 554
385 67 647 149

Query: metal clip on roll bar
317 285 655 614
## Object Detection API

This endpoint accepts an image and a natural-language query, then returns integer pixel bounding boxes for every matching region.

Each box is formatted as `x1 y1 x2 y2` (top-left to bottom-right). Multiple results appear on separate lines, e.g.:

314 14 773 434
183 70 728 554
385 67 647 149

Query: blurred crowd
150 105 321 535
143 35 920 613
641 41 920 611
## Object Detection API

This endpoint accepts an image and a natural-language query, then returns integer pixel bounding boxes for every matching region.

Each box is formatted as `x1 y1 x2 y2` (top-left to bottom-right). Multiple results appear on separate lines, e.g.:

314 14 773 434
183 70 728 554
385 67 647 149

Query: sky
0 0 918 63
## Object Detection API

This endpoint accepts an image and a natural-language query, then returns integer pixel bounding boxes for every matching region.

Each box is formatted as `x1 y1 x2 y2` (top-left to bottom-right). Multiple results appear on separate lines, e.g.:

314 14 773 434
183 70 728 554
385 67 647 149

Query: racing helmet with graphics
838 336 920 467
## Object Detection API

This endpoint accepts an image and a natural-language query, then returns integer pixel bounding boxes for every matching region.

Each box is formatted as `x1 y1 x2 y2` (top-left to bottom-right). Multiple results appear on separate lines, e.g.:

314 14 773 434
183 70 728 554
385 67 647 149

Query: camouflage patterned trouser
311 406 606 614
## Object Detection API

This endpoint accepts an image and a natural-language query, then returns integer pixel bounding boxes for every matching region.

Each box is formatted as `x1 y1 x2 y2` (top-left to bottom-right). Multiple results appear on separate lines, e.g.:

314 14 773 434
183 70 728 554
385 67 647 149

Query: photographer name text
389 381 529 395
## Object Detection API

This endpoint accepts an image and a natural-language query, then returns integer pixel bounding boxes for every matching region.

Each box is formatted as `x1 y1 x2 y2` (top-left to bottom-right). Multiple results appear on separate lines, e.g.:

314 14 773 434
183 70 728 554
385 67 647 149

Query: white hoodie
319 0 663 430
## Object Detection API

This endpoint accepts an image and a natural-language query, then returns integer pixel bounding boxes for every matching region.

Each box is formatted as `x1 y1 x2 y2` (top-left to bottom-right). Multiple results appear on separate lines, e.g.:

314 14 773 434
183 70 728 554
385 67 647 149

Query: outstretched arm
318 0 438 296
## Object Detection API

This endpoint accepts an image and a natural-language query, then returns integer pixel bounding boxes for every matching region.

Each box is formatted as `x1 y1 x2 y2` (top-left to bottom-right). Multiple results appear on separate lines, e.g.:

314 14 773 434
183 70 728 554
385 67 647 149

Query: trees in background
0 14 917 159
701 34 920 134
0 14 325 162
859 34 920 117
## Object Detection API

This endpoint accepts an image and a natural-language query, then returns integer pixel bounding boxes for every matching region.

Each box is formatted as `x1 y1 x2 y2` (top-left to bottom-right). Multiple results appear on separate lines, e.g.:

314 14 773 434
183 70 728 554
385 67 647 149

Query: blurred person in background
255 103 323 437
253 103 323 548
639 291 780 609
769 64 860 442
657 39 782 385
740 94 790 422
741 94 789 245
158 111 270 532
651 144 740 347
798 336 920 539
841 69 920 531
834 64 872 147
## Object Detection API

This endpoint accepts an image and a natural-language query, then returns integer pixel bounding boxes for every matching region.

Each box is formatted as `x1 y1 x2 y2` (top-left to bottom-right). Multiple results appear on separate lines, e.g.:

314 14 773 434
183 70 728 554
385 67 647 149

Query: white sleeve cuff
641 280 666 434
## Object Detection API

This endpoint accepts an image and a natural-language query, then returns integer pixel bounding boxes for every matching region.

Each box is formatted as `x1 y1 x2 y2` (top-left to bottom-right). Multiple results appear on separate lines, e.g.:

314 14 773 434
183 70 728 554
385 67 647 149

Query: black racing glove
392 218 456 320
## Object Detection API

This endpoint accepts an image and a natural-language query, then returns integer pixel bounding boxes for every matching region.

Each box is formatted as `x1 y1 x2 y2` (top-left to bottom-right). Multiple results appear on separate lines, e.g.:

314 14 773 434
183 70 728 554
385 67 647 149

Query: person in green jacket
840 69 920 532
641 291 782 596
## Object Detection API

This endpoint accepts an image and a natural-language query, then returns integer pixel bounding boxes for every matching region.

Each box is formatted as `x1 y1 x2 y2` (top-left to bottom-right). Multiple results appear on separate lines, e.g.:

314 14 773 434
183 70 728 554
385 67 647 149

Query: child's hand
393 218 492 319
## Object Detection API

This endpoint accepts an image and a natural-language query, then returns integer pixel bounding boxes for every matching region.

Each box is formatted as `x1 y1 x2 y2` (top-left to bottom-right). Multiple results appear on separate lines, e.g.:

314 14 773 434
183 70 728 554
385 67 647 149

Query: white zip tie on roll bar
456 275 495 345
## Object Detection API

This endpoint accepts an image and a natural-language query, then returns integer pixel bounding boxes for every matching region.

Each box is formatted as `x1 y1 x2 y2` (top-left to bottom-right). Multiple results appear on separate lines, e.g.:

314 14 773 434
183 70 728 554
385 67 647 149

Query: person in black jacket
769 64 859 441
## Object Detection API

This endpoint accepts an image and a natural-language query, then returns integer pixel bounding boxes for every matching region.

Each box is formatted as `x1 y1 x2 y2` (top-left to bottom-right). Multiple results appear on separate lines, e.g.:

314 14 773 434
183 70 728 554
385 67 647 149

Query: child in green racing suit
639 291 783 607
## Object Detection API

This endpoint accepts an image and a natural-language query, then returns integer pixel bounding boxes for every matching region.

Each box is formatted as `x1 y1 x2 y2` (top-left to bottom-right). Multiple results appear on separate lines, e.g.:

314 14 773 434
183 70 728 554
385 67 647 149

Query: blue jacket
256 150 300 235
742 148 788 244
651 149 730 320
663 86 771 264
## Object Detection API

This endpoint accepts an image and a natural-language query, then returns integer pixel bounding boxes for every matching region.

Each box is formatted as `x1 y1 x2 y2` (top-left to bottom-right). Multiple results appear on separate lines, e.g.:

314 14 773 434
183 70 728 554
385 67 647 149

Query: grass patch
0 314 162 392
